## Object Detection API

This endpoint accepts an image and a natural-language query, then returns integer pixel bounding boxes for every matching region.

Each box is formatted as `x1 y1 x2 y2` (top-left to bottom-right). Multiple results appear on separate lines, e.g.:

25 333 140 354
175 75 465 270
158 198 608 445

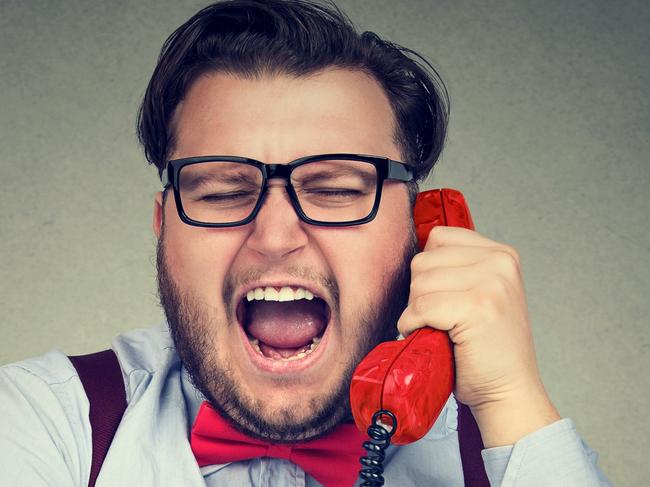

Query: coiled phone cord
358 410 397 486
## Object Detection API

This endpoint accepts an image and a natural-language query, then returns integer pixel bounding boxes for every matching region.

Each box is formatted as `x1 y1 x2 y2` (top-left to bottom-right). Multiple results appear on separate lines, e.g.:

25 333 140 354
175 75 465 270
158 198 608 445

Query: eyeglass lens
178 159 378 224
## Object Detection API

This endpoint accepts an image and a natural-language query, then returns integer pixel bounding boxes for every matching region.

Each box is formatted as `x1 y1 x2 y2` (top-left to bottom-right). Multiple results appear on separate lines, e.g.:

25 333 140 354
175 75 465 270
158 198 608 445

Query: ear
153 191 164 238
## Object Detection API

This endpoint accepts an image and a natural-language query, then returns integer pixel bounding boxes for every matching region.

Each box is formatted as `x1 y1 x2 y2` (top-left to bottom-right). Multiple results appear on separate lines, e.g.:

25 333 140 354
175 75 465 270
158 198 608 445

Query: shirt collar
181 365 205 426
180 365 233 473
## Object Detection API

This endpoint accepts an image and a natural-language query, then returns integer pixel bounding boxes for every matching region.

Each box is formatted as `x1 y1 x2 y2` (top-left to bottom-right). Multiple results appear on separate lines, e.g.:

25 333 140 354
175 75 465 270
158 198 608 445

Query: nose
245 179 309 260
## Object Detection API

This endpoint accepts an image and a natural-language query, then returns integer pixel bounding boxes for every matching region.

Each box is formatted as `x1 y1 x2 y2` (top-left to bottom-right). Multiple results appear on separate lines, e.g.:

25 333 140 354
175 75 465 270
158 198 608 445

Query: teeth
264 287 279 301
248 335 324 360
245 285 319 302
285 351 307 361
250 338 262 354
278 287 294 302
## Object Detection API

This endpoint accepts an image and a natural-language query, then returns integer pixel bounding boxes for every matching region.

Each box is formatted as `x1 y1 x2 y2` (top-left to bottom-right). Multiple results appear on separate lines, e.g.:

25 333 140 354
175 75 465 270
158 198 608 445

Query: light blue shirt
0 323 611 486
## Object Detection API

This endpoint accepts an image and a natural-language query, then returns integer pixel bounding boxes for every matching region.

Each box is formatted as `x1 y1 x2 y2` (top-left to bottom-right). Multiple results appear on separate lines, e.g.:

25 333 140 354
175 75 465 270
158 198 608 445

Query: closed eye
201 192 252 201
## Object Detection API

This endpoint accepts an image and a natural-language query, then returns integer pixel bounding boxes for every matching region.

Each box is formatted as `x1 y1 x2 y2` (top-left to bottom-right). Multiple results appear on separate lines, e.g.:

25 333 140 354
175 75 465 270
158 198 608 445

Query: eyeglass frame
161 153 415 227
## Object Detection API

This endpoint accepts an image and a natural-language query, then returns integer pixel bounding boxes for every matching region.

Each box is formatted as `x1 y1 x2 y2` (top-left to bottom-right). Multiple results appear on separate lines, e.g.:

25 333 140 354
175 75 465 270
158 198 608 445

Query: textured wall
1 0 648 485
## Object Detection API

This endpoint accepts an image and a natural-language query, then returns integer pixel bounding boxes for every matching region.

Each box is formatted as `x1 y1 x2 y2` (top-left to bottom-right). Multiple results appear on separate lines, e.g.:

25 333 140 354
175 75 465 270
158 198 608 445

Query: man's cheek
165 239 222 290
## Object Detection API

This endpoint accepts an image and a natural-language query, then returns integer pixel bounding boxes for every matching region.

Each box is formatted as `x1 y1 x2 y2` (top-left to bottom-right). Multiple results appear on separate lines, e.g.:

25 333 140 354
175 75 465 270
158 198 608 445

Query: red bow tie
190 401 367 487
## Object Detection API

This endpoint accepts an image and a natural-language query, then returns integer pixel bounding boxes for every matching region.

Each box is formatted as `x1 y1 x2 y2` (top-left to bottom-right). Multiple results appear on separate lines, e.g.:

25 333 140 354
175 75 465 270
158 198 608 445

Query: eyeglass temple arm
387 160 415 181
161 168 171 188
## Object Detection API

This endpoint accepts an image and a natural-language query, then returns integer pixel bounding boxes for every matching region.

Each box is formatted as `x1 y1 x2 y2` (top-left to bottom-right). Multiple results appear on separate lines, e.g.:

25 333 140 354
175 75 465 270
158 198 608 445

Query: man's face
154 68 416 441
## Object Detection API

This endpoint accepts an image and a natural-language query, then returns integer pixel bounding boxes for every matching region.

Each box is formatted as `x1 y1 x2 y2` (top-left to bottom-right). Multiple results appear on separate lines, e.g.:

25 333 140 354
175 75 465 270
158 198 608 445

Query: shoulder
0 321 179 431
0 321 176 400
0 348 92 485
0 346 83 407
0 322 179 484
0 322 176 422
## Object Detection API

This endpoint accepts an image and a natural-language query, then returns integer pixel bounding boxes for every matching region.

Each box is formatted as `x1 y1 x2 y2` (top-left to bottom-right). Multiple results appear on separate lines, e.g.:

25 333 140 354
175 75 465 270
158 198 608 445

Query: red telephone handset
350 188 475 445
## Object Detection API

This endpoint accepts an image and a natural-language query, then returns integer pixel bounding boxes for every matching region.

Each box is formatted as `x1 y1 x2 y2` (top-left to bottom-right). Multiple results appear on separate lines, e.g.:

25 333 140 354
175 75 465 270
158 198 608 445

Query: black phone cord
358 410 397 486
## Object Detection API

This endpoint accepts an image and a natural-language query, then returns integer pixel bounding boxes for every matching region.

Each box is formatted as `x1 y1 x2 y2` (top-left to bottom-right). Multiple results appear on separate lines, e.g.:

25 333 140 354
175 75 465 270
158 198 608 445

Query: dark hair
136 0 449 199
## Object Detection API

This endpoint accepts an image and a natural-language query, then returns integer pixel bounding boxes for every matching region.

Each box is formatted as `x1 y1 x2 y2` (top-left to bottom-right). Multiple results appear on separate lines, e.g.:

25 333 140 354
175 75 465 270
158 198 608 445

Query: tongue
245 299 327 349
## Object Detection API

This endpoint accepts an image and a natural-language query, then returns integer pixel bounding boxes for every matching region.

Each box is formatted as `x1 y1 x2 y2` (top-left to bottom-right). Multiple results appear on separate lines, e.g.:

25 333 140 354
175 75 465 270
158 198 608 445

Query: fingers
409 250 523 302
401 226 525 338
411 245 518 272
408 262 496 302
398 290 470 336
399 276 521 337
423 226 520 266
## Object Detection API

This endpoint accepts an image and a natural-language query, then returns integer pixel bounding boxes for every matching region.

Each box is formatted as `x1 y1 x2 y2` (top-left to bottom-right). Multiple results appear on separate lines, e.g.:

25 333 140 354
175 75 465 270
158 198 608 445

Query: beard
157 224 418 442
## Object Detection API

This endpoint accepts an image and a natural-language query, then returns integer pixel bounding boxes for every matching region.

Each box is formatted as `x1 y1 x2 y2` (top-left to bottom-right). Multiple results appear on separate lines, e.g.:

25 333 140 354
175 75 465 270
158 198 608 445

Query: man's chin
207 377 353 442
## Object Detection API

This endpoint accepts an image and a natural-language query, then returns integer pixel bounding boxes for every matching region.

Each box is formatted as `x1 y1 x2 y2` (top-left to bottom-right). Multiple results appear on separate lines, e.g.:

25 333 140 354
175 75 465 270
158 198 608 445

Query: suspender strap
68 350 127 487
457 401 491 487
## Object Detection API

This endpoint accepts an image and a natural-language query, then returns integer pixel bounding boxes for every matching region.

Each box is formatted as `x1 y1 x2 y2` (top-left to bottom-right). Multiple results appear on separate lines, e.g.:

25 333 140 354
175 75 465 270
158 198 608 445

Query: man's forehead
169 68 399 162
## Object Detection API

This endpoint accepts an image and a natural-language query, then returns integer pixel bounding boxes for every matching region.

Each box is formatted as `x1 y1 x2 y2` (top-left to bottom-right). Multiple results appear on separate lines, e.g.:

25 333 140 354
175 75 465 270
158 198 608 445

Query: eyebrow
293 167 376 185
183 172 259 190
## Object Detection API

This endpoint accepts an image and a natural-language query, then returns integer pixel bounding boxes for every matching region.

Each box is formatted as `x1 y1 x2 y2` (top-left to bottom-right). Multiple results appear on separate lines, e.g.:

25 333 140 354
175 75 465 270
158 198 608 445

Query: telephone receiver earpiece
350 188 475 445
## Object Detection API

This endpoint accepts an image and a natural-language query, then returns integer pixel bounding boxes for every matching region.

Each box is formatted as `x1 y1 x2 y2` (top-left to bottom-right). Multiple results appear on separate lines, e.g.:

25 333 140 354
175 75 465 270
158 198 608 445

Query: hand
397 226 560 447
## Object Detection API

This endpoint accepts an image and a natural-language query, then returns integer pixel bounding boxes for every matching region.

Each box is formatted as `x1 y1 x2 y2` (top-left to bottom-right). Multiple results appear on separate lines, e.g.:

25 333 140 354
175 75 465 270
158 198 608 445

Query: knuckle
410 252 428 274
489 275 510 296
492 247 521 273
475 279 508 317
397 315 411 335
427 225 446 243
396 316 406 333
503 244 521 264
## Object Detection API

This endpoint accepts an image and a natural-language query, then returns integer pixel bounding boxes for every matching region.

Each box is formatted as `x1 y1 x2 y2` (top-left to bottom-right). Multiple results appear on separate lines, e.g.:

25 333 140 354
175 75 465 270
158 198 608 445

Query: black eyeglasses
161 153 414 227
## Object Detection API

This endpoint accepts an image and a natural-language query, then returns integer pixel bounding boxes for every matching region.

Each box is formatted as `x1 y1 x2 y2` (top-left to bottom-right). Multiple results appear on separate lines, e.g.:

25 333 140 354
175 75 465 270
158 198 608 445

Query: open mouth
236 286 331 363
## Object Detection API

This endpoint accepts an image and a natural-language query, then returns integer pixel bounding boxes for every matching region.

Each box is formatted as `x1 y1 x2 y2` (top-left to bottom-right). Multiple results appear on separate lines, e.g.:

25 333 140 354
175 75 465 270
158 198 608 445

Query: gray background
1 0 647 485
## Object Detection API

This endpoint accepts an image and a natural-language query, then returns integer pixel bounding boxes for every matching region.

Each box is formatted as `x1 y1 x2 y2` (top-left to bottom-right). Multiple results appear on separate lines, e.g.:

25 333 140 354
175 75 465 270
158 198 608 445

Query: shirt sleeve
0 351 91 486
481 418 612 486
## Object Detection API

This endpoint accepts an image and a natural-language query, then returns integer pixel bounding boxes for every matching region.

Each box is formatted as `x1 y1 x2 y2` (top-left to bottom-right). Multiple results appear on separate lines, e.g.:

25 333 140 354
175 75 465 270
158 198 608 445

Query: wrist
470 382 561 448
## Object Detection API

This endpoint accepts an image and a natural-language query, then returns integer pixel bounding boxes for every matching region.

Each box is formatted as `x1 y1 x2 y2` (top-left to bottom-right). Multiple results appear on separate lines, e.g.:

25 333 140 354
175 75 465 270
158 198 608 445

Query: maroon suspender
68 350 127 487
69 349 489 486
458 402 491 486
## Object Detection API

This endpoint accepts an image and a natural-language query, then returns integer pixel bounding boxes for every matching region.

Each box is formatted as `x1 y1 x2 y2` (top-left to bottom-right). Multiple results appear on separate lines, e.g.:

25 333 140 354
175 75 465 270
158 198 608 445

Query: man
0 0 611 485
